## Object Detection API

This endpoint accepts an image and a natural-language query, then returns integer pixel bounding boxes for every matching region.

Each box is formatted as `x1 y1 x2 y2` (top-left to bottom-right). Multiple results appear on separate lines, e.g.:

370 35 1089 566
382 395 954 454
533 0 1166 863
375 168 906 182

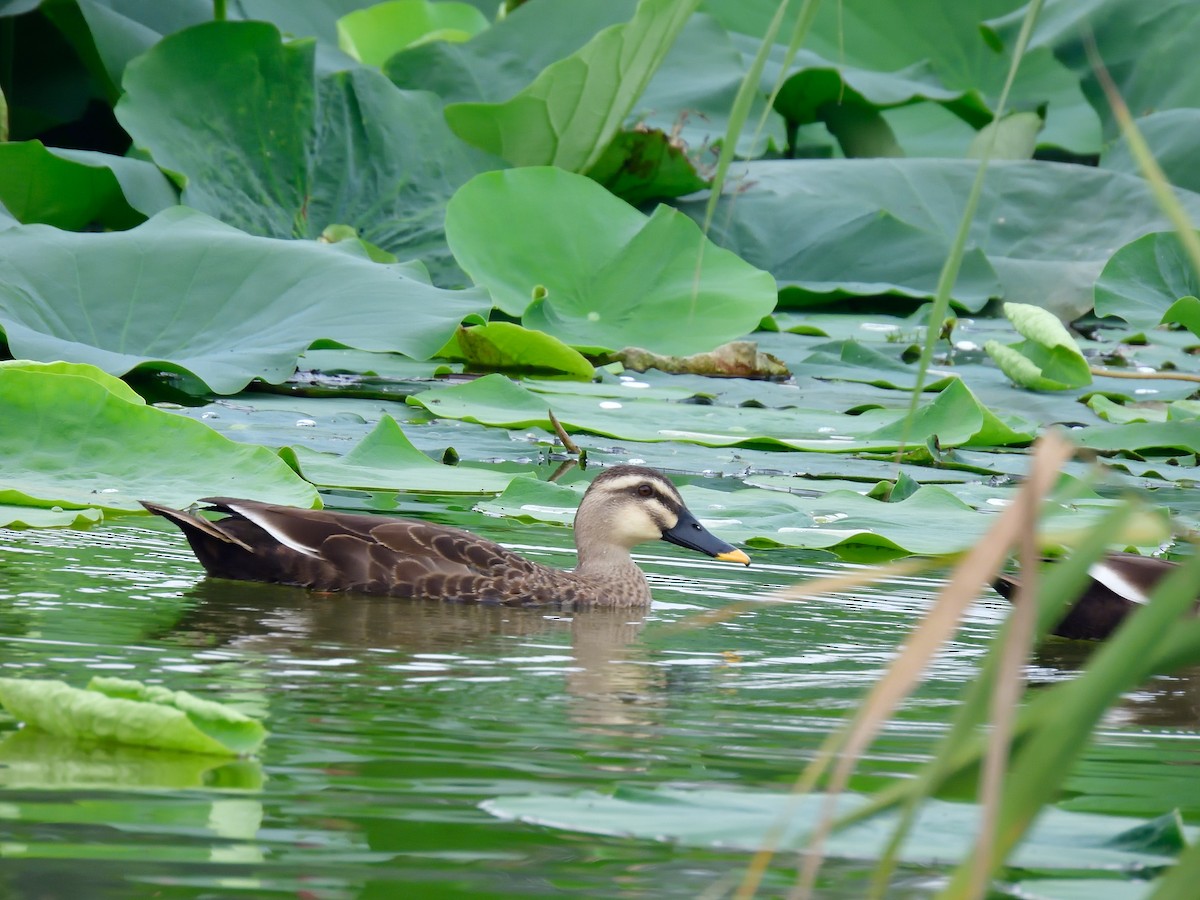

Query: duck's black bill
662 508 750 565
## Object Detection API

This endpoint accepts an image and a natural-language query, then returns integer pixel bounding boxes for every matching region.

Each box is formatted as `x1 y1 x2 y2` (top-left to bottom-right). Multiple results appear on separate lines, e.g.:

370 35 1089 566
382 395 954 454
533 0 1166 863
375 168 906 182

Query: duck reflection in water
163 579 688 739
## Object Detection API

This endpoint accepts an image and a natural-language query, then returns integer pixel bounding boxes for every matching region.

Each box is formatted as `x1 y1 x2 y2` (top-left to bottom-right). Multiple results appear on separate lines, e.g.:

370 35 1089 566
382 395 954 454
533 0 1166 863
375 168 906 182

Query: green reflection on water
0 511 1197 898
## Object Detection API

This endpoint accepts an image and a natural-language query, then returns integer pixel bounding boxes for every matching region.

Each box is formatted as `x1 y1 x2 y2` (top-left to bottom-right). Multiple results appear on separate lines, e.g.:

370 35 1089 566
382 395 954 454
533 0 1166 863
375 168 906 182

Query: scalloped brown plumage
143 465 750 607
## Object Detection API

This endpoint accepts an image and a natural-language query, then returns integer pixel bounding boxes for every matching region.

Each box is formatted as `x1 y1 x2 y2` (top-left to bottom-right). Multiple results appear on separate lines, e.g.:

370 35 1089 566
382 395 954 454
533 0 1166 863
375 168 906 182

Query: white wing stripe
1089 562 1150 606
227 504 322 558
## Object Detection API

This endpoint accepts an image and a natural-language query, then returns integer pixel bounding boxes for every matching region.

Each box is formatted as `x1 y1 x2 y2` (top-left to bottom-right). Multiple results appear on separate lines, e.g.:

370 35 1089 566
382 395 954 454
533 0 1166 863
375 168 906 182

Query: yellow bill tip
716 548 751 566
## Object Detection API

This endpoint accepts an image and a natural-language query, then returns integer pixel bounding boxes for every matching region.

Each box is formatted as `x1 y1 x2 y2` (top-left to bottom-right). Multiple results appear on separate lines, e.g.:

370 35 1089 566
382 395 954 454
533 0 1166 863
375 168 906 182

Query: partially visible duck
143 465 749 606
993 552 1194 640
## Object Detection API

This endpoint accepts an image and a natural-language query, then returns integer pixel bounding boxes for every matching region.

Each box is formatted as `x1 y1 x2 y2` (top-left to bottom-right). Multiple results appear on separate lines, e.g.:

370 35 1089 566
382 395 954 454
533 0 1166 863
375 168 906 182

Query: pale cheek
627 514 667 545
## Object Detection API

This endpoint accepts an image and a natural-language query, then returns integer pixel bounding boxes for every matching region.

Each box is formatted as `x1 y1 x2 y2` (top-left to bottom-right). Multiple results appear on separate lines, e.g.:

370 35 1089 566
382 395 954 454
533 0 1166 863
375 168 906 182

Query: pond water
2 506 1199 899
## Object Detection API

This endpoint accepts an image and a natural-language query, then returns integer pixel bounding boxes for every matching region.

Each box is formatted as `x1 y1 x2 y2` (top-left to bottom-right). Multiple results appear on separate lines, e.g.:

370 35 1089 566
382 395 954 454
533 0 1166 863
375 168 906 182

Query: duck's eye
636 484 654 498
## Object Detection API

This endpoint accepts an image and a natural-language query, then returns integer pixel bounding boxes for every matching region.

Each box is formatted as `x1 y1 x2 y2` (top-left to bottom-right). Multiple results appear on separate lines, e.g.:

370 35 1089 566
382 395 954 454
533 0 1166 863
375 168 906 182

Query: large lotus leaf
445 168 777 355
385 0 637 104
63 0 213 91
408 373 1035 451
444 0 697 172
115 20 502 283
338 0 489 66
239 0 445 45
0 141 176 230
989 0 1200 141
1093 232 1200 330
881 104 978 159
0 362 320 521
633 14 786 159
707 0 1101 154
280 414 531 493
0 0 42 14
0 358 146 403
769 45 963 116
1101 111 1200 194
483 787 1194 870
64 0 383 88
0 207 491 393
680 159 1200 319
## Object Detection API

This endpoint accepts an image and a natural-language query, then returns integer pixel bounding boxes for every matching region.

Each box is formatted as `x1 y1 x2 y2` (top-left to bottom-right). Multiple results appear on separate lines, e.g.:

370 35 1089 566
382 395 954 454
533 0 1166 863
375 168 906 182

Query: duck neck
574 540 641 578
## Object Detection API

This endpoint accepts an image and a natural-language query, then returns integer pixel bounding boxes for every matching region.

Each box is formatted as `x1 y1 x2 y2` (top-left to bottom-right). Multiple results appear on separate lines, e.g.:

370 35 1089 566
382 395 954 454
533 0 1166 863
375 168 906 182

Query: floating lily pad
0 676 267 757
409 373 1035 452
477 477 1152 558
0 362 319 523
483 787 1194 871
1073 422 1200 456
280 415 532 493
0 504 103 529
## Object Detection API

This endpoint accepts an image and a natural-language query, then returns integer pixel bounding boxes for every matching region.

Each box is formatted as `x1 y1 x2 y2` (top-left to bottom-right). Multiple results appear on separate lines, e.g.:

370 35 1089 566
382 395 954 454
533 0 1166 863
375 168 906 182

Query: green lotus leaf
0 729 264 791
483 787 1194 870
62 0 212 91
1103 110 1200 194
385 0 635 104
441 321 595 379
632 14 786 158
991 0 1200 142
280 415 531 493
116 20 502 283
0 207 491 393
444 0 697 172
409 373 1035 451
967 111 1043 160
710 0 1099 154
478 476 1146 559
0 141 176 230
683 160 1200 319
1162 296 1200 339
0 359 145 404
0 362 319 522
984 302 1091 391
0 676 266 757
338 0 489 65
0 504 104 529
445 168 777 355
1073 422 1200 455
1095 231 1200 332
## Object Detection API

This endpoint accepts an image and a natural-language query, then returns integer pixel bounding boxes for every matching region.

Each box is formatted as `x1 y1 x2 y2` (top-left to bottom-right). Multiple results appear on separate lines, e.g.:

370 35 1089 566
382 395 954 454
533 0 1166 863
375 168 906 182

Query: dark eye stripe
640 487 679 511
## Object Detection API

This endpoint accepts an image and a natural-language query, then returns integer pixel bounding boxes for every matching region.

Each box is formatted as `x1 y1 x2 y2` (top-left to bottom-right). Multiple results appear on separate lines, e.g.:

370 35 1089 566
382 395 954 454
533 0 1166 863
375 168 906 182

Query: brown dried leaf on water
612 340 789 378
